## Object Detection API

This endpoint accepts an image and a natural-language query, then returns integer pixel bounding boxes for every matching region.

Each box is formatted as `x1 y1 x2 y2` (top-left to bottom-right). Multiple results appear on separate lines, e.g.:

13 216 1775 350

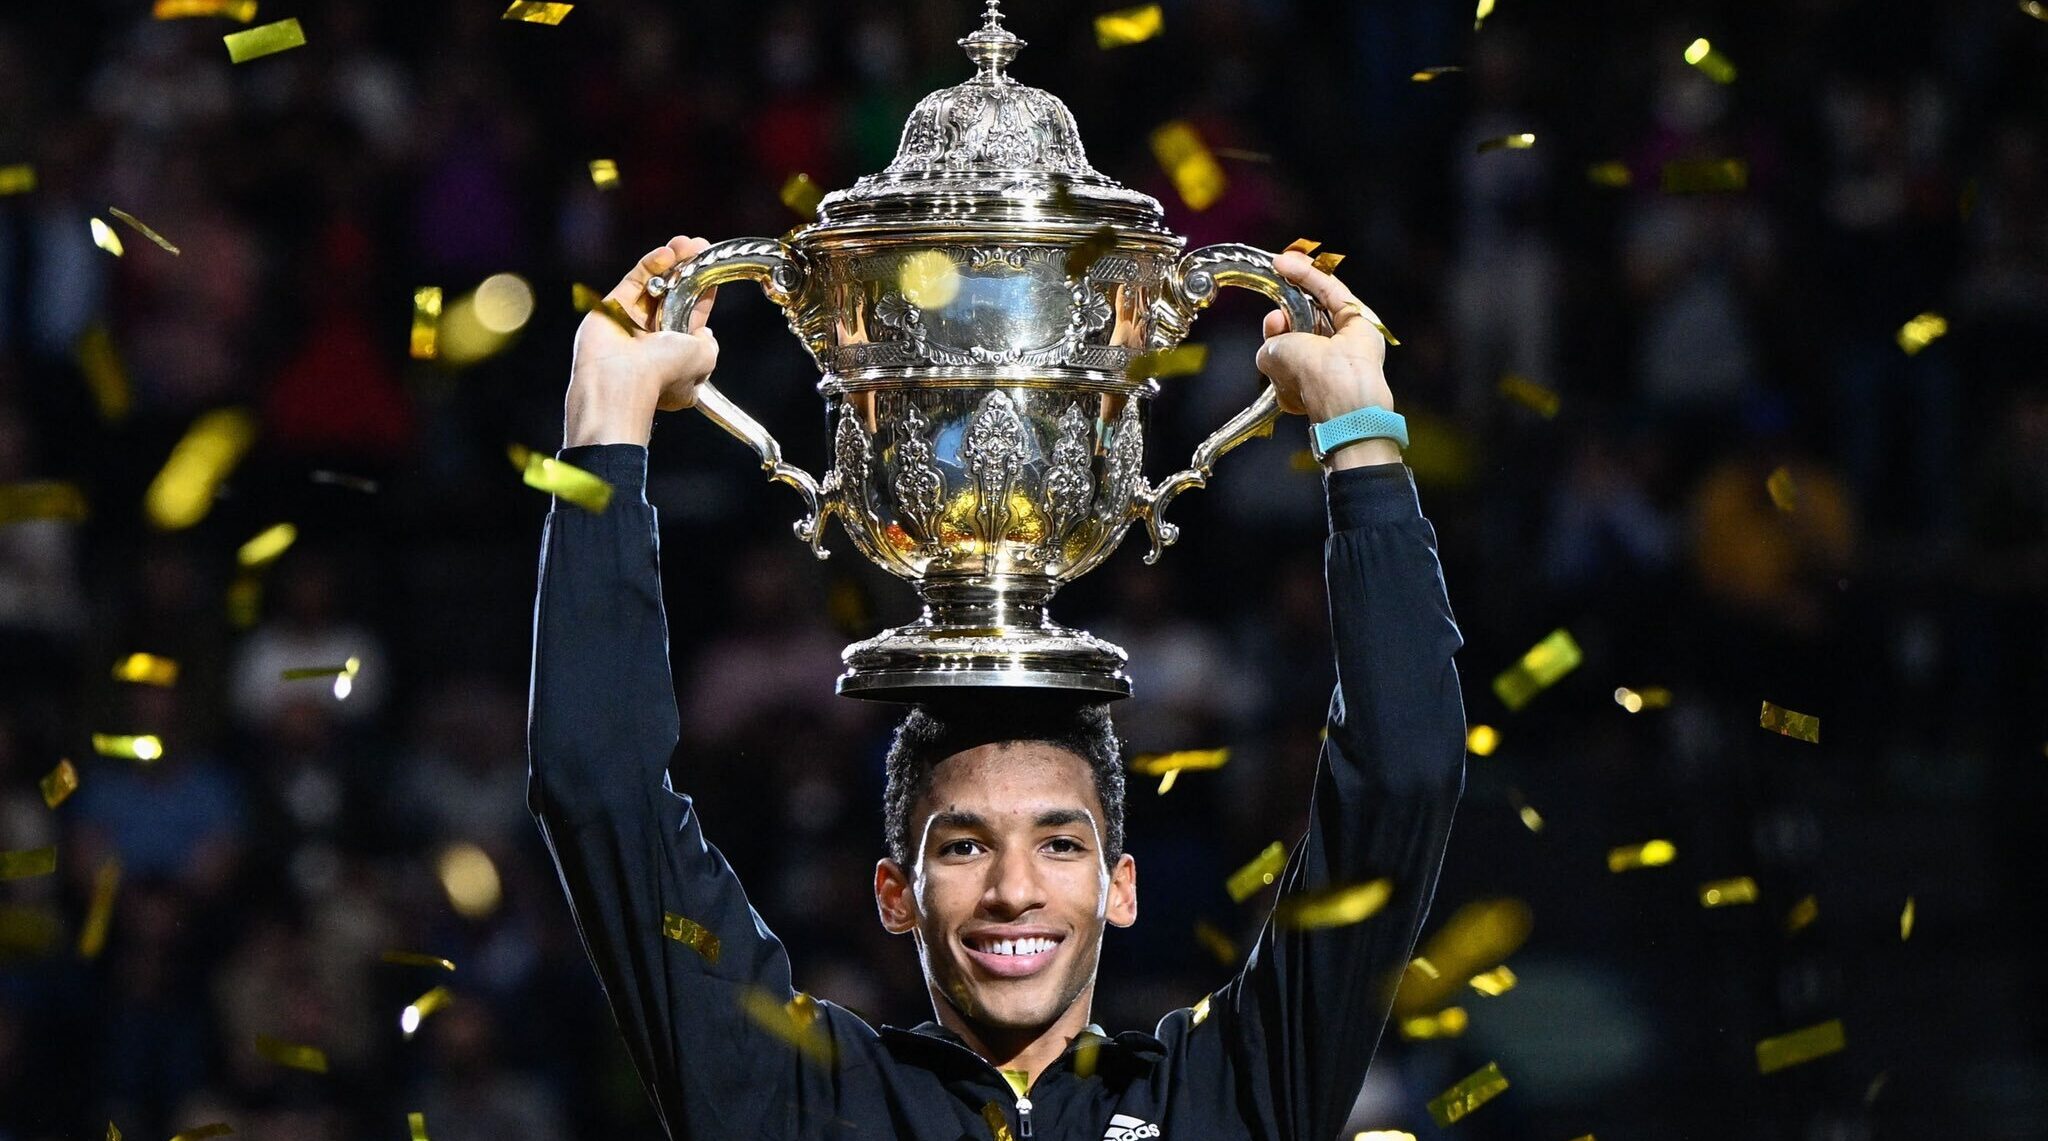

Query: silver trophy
648 0 1334 700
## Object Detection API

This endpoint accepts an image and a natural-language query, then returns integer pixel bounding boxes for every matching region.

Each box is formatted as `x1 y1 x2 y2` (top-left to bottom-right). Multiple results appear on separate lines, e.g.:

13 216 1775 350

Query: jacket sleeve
1167 462 1466 1141
527 444 851 1139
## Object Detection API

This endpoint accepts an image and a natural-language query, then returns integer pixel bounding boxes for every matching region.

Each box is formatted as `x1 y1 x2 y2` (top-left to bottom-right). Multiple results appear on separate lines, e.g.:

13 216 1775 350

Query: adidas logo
1102 1114 1160 1141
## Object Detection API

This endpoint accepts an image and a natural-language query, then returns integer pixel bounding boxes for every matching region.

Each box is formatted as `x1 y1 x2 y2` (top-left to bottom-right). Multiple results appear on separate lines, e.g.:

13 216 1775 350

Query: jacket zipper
1015 1094 1033 1139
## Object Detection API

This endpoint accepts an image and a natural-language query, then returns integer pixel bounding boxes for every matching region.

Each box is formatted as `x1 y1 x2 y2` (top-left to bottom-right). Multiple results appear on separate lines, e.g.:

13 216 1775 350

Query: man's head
874 696 1136 1046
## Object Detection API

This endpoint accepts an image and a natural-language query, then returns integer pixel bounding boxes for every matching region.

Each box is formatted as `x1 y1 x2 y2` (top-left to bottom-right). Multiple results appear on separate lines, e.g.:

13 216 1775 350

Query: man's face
875 743 1137 1038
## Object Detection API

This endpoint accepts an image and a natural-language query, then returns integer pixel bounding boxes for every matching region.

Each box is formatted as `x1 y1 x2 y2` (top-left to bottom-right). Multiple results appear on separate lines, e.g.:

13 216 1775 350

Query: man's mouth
961 932 1064 978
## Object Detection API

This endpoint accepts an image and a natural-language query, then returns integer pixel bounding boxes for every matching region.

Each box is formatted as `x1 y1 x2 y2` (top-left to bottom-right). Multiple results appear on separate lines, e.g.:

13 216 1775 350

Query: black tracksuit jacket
528 443 1467 1141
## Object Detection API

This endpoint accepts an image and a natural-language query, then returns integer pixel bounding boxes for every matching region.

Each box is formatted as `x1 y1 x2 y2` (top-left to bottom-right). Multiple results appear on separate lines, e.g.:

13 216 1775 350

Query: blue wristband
1309 406 1408 461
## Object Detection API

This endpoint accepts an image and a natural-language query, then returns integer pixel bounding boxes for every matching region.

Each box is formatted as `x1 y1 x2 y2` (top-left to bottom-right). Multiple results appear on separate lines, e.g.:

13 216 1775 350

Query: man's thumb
1256 331 1319 384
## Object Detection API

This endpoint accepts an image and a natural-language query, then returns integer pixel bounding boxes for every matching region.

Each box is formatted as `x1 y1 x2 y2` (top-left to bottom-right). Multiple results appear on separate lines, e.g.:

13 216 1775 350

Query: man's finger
609 240 686 307
1274 250 1389 342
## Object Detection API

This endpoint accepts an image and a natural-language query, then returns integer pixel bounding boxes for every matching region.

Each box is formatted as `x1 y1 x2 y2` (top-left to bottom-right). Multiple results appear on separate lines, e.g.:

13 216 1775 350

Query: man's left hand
1258 251 1397 421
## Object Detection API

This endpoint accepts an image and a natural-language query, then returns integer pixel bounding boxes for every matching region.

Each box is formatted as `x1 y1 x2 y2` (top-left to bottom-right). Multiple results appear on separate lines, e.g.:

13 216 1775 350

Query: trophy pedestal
836 580 1130 702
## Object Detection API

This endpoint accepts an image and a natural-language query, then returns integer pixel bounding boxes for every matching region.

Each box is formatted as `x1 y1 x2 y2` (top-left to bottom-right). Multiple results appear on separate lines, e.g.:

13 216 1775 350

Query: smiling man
528 236 1467 1141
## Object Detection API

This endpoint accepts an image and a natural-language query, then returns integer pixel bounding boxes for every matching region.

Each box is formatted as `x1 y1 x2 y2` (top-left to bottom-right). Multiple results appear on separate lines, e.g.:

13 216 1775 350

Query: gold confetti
1786 894 1819 934
1130 748 1229 776
2026 0 2048 21
1468 964 1518 996
1407 956 1440 981
107 208 180 255
1491 628 1581 711
237 522 296 569
1225 841 1287 903
78 860 120 959
898 251 962 309
571 283 642 337
1700 876 1759 907
741 988 834 1064
410 286 442 360
588 159 619 189
1427 1062 1509 1126
0 906 61 954
1275 879 1393 930
1661 158 1748 194
1310 251 1346 274
1150 120 1227 211
502 1 573 24
518 449 614 513
0 481 88 526
1193 920 1236 966
146 407 258 531
1759 701 1820 744
1392 899 1533 1017
1896 311 1948 355
1511 793 1544 833
1607 839 1677 873
223 18 305 63
1127 345 1209 380
1900 896 1915 941
254 1034 328 1073
91 734 164 762
40 759 79 809
1683 37 1738 84
76 324 131 422
1465 725 1499 756
1189 993 1212 1026
980 1102 1014 1141
168 1125 232 1141
1756 1018 1846 1074
1766 466 1798 512
0 164 35 195
154 0 259 18
1095 4 1164 48
1865 1072 1889 1105
280 656 359 682
1498 374 1560 418
107 1122 120 1141
1065 226 1120 278
1284 238 1323 257
407 1114 428 1141
310 470 379 493
1356 1132 1418 1141
401 986 454 1035
437 843 502 919
111 653 179 687
1473 0 1496 30
0 847 57 880
1411 66 1464 82
1613 686 1672 713
1399 1006 1467 1040
1155 768 1180 793
1586 160 1633 187
381 951 455 970
90 217 125 257
662 913 722 964
780 172 824 218
1477 133 1536 154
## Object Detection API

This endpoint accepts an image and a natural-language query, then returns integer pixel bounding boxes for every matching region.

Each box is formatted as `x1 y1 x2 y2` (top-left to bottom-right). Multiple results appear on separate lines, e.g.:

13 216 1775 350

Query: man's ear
1106 852 1137 929
874 858 919 935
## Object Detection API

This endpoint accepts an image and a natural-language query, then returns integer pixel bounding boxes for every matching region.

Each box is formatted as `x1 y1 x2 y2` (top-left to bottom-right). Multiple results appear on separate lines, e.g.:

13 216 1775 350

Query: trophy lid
814 0 1172 235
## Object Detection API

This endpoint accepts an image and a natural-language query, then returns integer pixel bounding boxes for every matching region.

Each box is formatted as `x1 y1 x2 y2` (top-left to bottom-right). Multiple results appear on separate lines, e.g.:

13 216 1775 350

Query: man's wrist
564 381 656 448
1322 437 1403 471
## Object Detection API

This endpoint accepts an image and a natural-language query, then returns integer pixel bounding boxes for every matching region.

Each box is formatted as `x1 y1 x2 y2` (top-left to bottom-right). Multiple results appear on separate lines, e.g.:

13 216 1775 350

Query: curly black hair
881 695 1125 869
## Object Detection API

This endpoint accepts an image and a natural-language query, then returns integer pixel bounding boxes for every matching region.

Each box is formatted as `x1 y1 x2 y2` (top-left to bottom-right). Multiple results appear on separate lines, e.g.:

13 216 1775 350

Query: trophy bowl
647 0 1333 701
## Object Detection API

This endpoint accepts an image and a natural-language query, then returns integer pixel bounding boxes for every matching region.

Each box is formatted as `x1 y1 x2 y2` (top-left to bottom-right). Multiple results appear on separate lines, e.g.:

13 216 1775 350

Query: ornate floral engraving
827 412 874 520
863 246 1115 369
959 391 1028 557
890 403 946 556
1098 397 1145 525
1038 403 1095 560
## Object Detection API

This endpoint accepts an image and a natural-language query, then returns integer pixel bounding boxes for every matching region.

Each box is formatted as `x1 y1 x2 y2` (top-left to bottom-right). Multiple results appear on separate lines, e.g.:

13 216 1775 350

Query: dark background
2 0 2045 1138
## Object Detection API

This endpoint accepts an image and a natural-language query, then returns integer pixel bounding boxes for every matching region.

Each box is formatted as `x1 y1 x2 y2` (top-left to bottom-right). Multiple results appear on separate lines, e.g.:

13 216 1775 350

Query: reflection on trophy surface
647 0 1333 700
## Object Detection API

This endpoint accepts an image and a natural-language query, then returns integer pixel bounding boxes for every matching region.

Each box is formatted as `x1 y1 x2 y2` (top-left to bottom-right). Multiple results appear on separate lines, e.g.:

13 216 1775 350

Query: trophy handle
1133 243 1327 565
647 238 833 559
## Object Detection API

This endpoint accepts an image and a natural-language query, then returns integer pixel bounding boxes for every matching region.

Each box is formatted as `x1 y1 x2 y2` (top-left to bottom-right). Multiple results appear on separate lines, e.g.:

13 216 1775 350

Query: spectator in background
229 551 390 730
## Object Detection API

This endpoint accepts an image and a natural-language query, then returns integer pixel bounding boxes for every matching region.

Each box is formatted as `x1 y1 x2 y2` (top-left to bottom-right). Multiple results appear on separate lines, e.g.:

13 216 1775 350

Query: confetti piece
1682 37 1737 84
1510 792 1544 833
780 172 824 218
1155 768 1179 793
588 158 619 189
91 734 164 762
1786 894 1819 934
1476 133 1536 154
1127 345 1209 380
410 286 442 360
1896 312 1948 356
0 906 61 954
1473 0 1496 30
502 1 573 23
740 988 834 1064
227 573 261 630
401 986 453 1035
1310 251 1346 274
1468 964 1517 996
1150 120 1227 211
1283 239 1324 258
1491 628 1581 711
2026 0 2048 21
0 481 88 526
1210 147 1272 163
40 759 79 809
111 653 179 687
77 860 120 959
237 523 296 569
107 1123 120 1141
436 843 502 919
1399 1007 1467 1040
1130 748 1230 776
1225 842 1287 903
1498 374 1560 418
1613 686 1672 713
309 470 379 494
980 1102 1014 1141
1607 839 1677 873
1276 879 1393 930
0 847 57 880
146 407 258 531
1427 1062 1509 1126
168 1125 232 1141
75 325 131 422
0 164 34 195
1766 466 1798 512
662 913 722 964
1189 993 1212 1025
1356 1132 1418 1141
407 1114 428 1141
1193 920 1236 966
381 951 455 970
90 217 125 257
519 450 615 513
107 208 180 255
898 251 962 309
1392 898 1532 1017
280 656 359 681
1865 1072 1889 1105
1759 701 1820 744
1661 158 1748 194
253 1033 329 1073
1065 226 1120 278
1900 896 1915 940
154 0 259 18
571 283 642 336
223 18 305 63
1095 4 1163 48
1586 160 1632 187
1700 876 1758 907
1411 66 1464 82
1756 1018 1845 1074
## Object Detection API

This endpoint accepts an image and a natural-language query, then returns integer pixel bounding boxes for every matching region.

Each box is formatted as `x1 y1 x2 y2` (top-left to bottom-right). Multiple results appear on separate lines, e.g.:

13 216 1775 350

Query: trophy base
836 615 1131 703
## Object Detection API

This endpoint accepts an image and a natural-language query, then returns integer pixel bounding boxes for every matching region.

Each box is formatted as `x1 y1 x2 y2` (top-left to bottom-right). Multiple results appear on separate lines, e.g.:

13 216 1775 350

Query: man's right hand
564 235 721 448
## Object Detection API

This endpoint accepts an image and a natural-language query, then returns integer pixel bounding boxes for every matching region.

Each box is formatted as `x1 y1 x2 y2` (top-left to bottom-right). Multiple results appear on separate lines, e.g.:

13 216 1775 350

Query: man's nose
979 847 1046 916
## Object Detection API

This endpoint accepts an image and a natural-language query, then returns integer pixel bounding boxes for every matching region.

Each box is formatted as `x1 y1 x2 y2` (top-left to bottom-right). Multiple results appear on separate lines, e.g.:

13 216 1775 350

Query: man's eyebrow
1033 808 1095 830
926 810 988 833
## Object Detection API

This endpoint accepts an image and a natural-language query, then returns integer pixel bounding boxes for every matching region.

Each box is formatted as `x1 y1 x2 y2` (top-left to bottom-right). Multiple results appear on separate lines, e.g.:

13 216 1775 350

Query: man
529 235 1467 1140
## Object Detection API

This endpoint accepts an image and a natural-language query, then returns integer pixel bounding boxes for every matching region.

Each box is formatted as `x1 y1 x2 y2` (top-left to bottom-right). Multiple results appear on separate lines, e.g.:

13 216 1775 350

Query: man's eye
939 839 982 858
1044 837 1086 855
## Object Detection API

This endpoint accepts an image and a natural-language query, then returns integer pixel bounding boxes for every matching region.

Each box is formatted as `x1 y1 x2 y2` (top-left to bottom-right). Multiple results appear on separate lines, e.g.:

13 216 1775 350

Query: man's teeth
979 937 1057 956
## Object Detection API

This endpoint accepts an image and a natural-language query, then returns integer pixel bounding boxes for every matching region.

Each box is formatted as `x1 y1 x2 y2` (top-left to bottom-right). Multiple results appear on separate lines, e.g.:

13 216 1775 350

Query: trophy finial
959 0 1024 81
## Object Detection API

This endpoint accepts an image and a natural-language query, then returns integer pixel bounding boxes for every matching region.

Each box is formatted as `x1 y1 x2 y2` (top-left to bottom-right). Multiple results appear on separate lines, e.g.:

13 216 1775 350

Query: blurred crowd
2 0 2045 1138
